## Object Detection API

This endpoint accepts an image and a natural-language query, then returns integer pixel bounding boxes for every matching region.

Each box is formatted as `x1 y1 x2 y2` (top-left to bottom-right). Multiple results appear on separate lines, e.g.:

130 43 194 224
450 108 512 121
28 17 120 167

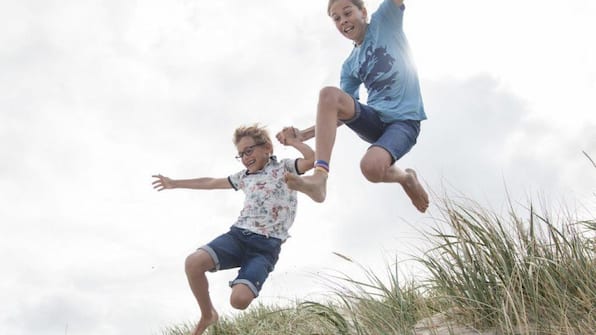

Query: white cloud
1 0 595 333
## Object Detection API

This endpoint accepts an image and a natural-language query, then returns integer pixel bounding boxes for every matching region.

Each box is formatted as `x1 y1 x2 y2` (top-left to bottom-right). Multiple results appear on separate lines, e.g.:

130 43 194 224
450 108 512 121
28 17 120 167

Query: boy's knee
361 147 394 182
318 87 342 107
318 86 354 119
230 284 255 310
360 159 385 183
185 250 213 274
230 295 251 310
230 293 253 310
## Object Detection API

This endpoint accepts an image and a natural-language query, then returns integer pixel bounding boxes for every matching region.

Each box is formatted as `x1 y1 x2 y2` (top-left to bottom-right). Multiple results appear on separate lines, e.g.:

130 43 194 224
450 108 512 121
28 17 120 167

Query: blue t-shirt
340 0 426 123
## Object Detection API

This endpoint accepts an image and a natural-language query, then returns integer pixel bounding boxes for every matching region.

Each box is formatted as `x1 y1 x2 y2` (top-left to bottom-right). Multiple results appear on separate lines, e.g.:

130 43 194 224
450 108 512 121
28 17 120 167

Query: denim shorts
199 226 282 297
342 98 421 164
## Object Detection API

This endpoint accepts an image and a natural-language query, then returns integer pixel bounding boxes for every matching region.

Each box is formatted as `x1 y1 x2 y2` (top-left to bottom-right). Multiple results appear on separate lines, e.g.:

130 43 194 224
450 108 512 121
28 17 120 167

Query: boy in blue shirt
278 0 429 213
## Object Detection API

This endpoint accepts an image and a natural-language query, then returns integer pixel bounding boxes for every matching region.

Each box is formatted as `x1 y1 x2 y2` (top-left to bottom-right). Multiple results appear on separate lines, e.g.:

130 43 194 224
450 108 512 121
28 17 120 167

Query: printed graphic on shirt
359 45 396 101
228 158 298 240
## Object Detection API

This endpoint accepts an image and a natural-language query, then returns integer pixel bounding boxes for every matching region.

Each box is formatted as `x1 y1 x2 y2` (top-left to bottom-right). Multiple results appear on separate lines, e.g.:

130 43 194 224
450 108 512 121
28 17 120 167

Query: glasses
235 142 265 160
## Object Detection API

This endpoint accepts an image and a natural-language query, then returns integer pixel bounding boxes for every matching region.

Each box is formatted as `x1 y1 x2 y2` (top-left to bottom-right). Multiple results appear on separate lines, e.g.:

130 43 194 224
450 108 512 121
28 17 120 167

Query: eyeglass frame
235 142 266 160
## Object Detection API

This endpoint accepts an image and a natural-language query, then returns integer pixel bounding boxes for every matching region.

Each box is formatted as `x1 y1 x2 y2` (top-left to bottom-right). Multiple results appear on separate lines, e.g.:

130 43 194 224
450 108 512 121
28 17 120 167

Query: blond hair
233 124 273 148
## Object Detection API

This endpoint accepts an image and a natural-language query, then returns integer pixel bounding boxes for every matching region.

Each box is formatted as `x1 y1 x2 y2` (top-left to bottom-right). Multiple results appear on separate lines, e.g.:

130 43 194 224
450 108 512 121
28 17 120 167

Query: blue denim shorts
342 98 421 164
199 226 282 297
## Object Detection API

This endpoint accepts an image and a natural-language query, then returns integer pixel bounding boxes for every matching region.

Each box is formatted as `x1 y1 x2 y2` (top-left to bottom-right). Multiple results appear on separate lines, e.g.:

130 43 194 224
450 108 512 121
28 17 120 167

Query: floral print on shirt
228 157 299 241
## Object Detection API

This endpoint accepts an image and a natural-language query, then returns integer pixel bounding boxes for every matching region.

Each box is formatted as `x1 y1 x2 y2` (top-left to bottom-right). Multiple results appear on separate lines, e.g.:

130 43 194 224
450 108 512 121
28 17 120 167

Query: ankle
314 160 330 173
314 166 329 175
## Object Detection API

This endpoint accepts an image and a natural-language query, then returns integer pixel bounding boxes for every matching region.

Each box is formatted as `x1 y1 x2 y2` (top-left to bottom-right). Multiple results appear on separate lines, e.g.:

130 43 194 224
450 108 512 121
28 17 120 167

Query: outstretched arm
297 125 315 142
152 174 232 191
393 0 404 6
279 127 315 174
277 121 343 143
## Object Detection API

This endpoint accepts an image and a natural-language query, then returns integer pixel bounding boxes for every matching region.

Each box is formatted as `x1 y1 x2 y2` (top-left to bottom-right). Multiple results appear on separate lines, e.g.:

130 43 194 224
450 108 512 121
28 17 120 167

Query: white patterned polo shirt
227 156 301 241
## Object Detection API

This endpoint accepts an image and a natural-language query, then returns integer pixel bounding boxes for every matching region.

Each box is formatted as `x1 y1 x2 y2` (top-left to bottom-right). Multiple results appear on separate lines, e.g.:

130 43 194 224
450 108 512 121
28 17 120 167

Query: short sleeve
282 158 298 175
227 170 245 191
374 0 405 31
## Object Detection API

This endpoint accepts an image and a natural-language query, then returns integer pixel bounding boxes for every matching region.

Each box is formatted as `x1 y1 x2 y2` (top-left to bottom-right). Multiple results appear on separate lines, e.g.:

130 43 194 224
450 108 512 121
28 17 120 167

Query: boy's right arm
278 127 315 174
277 122 343 144
298 126 315 141
152 174 232 191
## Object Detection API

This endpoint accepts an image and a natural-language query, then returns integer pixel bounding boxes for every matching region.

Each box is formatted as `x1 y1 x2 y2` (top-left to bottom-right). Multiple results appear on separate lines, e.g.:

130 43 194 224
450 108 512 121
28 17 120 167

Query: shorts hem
229 279 259 298
369 144 397 164
340 95 362 124
198 245 220 272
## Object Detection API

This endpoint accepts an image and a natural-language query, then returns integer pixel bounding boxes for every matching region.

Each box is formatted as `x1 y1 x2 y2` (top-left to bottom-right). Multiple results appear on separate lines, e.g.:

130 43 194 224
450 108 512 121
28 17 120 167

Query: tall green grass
162 195 595 335
420 198 596 334
300 258 428 335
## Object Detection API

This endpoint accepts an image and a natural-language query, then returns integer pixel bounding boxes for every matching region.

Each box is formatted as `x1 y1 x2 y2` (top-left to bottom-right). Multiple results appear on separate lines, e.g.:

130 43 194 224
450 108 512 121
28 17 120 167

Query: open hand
152 174 173 191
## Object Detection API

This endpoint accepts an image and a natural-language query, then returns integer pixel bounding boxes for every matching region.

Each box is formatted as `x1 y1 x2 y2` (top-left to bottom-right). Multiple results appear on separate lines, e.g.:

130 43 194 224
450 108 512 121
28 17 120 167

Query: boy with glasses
152 124 313 335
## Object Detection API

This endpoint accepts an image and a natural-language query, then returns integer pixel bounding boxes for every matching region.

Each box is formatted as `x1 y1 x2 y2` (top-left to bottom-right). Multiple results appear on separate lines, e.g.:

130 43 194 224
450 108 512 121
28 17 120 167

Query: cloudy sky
1 0 595 334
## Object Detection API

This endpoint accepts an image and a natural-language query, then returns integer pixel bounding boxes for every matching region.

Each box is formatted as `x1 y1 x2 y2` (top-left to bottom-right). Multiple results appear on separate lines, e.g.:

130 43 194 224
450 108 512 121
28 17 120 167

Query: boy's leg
359 119 429 213
227 234 281 310
229 283 256 310
285 86 356 202
185 250 219 335
360 147 429 213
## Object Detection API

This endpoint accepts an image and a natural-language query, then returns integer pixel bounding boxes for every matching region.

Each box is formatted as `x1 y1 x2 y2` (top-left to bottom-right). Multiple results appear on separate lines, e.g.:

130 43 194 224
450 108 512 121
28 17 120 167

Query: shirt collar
245 155 277 175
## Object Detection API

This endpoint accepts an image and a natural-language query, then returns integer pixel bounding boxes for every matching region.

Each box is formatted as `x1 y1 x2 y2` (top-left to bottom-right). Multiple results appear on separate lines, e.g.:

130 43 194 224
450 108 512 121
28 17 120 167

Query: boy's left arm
280 127 315 174
292 141 315 174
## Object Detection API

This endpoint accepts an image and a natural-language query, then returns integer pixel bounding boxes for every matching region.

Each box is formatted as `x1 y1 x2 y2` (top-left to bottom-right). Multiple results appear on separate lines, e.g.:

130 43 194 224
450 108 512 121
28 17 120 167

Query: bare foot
192 309 219 335
285 170 327 203
401 168 429 213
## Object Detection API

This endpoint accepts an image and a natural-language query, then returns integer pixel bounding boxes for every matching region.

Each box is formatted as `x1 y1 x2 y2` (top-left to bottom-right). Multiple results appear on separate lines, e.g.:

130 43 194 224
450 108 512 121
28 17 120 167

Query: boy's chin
247 165 264 173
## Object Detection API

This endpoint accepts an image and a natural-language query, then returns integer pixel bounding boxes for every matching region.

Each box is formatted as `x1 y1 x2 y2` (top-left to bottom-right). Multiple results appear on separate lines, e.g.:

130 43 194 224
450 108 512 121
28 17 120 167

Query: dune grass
419 198 595 334
160 303 343 335
161 193 595 335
